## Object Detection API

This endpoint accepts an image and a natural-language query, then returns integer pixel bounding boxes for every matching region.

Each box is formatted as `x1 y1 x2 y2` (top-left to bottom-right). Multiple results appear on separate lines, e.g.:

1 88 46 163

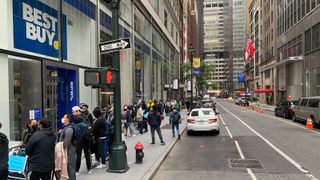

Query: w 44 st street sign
99 37 131 54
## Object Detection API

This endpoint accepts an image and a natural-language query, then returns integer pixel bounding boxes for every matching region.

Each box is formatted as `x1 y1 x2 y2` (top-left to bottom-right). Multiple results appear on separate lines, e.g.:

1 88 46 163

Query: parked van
292 97 320 127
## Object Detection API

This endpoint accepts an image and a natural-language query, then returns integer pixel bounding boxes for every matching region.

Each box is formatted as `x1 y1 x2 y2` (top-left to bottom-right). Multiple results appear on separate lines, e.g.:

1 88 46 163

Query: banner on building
192 58 201 77
237 72 245 83
172 78 179 90
13 0 68 59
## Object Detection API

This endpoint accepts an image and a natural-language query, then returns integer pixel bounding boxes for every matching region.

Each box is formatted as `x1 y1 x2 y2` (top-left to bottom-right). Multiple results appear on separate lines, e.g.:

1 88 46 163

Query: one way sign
99 37 131 54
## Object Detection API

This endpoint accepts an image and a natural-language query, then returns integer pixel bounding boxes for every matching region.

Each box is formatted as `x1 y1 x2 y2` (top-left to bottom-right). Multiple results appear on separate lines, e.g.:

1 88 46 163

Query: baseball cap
72 106 81 112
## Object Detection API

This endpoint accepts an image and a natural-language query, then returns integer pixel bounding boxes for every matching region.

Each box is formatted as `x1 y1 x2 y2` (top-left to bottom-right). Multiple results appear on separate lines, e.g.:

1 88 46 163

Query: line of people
0 99 183 180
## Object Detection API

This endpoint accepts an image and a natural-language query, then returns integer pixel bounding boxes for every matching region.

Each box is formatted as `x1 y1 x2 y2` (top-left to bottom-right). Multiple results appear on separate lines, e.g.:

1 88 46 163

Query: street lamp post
189 44 194 109
106 0 129 173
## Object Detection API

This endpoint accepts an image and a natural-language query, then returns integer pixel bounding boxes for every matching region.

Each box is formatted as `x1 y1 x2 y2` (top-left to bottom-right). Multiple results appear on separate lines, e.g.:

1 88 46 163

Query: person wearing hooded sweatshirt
26 120 56 180
0 122 9 180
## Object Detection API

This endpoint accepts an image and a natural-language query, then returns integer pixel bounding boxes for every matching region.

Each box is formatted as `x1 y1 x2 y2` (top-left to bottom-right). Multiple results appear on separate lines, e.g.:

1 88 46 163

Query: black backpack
172 112 180 124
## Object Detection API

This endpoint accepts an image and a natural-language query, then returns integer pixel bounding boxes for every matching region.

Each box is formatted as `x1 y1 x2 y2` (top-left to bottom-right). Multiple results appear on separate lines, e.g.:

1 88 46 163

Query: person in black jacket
92 107 107 169
148 104 165 145
0 122 9 180
26 120 56 180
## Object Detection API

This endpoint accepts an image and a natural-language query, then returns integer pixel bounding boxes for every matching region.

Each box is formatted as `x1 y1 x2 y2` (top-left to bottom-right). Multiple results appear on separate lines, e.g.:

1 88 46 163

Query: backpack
172 112 180 124
72 122 88 144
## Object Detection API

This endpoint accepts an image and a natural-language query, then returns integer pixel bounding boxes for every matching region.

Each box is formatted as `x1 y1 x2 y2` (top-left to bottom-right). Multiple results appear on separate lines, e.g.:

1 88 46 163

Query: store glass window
312 23 320 50
10 58 42 141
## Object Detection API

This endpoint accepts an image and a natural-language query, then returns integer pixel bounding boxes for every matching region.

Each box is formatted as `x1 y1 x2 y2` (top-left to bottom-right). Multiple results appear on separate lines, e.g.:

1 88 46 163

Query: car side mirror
215 111 220 115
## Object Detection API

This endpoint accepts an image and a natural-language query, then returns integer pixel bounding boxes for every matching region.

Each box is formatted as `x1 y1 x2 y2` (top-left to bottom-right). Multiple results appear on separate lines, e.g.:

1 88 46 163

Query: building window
305 29 312 53
265 69 271 79
164 10 168 28
312 23 320 50
171 23 174 37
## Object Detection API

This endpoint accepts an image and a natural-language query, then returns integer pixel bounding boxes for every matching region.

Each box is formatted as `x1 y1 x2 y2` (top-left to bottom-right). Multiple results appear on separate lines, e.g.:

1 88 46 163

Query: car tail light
187 119 195 123
288 108 293 110
209 118 218 123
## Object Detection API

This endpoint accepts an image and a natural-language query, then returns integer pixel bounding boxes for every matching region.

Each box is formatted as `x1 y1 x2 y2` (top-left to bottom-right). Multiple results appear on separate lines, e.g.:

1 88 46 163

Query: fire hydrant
135 141 144 164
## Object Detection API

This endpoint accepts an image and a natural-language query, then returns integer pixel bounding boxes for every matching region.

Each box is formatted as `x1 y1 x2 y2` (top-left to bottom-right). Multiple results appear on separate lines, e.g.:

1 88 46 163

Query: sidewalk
250 102 276 112
77 109 188 180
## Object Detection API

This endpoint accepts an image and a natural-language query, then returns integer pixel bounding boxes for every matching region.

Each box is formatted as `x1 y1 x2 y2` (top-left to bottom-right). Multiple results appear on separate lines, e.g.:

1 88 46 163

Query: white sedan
186 108 220 135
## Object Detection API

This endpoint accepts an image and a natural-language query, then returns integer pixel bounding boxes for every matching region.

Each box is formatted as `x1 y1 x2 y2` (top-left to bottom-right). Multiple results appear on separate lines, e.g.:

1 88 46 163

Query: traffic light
100 68 117 87
84 69 100 87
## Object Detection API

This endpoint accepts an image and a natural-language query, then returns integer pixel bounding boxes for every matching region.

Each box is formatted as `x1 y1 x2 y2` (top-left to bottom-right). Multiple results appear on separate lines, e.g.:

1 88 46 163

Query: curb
140 125 187 180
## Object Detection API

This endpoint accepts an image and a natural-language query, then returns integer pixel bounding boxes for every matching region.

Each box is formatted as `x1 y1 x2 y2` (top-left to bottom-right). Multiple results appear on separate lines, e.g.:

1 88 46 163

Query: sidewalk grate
229 159 263 169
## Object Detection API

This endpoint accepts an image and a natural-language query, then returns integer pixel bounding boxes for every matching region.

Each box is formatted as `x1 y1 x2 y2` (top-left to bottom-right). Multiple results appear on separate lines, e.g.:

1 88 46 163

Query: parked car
186 108 220 135
235 98 249 106
292 97 320 127
274 100 298 119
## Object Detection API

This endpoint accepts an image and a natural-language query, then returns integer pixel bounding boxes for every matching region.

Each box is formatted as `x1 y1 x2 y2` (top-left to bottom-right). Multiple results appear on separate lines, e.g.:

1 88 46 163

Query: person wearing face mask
21 119 38 146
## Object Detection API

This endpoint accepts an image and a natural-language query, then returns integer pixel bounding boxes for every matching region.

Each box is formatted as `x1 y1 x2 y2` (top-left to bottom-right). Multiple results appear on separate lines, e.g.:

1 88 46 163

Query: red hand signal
107 71 113 84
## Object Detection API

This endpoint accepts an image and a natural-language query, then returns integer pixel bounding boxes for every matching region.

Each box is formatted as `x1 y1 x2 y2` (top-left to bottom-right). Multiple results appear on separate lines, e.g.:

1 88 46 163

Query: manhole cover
229 159 263 169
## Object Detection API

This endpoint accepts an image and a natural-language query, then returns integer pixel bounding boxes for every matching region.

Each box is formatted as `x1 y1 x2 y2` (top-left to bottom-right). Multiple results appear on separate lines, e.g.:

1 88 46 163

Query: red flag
246 39 255 59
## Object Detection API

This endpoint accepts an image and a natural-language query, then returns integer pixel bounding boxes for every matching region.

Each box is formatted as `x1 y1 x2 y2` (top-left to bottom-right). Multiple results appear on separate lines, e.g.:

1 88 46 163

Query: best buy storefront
0 0 99 144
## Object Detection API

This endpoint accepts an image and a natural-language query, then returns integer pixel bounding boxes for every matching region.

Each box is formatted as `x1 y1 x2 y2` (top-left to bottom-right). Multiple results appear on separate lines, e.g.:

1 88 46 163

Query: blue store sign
13 0 67 59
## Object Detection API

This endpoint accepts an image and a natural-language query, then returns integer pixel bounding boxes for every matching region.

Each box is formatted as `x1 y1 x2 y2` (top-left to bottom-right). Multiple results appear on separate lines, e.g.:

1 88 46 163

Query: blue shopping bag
8 155 27 172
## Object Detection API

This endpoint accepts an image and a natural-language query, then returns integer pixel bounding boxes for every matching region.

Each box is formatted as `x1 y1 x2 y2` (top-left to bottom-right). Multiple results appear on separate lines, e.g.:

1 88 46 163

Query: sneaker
76 172 80 176
150 142 155 145
132 134 137 137
161 142 166 145
96 164 107 169
88 170 92 174
105 156 110 161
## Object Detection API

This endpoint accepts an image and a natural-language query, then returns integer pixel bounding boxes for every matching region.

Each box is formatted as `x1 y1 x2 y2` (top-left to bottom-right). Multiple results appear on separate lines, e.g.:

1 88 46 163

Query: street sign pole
107 0 129 173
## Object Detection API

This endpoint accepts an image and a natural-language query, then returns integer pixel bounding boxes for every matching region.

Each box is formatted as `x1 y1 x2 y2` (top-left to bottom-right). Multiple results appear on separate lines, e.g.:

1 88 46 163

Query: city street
153 100 320 180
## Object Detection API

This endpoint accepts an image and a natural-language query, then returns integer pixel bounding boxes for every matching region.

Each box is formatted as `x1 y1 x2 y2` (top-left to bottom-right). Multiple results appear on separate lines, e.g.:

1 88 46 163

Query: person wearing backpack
72 106 92 175
92 107 107 169
60 114 77 180
169 107 181 139
148 104 165 145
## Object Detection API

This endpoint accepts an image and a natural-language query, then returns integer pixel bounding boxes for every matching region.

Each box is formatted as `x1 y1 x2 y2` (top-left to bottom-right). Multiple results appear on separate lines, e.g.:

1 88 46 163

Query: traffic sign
99 37 131 54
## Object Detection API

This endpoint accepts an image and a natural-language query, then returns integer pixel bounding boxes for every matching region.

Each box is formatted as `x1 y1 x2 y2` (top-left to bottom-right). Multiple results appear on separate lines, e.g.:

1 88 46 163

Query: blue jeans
172 123 180 137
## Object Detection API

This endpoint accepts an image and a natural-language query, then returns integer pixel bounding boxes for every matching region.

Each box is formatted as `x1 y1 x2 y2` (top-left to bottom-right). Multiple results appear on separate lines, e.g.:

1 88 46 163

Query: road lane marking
218 102 315 177
235 141 245 159
219 114 233 138
235 141 257 180
247 169 257 180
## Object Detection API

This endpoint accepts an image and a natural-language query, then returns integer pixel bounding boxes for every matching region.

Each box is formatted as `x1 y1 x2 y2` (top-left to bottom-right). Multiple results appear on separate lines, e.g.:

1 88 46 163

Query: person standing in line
21 119 38 146
148 104 165 145
92 107 107 169
26 120 56 180
169 107 181 139
0 122 8 180
75 105 92 175
60 114 77 180
127 105 136 137
135 104 144 134
141 102 149 133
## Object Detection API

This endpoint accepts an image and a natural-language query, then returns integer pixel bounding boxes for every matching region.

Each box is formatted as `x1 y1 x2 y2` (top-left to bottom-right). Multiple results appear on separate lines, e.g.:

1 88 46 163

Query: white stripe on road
247 169 257 180
219 114 233 138
235 141 257 180
218 103 315 176
235 141 245 159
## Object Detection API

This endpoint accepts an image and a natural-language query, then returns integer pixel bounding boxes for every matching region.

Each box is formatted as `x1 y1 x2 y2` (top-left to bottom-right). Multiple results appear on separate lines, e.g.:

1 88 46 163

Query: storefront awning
254 89 274 93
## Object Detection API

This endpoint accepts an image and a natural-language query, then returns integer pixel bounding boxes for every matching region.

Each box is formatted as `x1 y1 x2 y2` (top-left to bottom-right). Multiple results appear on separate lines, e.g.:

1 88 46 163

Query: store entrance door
44 66 77 131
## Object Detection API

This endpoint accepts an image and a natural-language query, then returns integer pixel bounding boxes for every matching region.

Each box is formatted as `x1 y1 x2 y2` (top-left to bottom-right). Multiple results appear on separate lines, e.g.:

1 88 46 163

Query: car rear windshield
202 110 212 115
191 111 199 117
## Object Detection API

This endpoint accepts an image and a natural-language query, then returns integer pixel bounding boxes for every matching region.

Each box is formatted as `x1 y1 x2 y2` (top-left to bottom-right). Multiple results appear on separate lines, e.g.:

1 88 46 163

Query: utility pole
105 0 129 173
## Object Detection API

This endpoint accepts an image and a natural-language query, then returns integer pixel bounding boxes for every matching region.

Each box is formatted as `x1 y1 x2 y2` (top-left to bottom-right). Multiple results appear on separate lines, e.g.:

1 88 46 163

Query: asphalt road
153 100 320 180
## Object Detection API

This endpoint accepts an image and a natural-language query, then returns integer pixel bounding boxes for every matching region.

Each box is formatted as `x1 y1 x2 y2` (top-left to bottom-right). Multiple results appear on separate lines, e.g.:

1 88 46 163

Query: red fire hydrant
135 141 144 164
